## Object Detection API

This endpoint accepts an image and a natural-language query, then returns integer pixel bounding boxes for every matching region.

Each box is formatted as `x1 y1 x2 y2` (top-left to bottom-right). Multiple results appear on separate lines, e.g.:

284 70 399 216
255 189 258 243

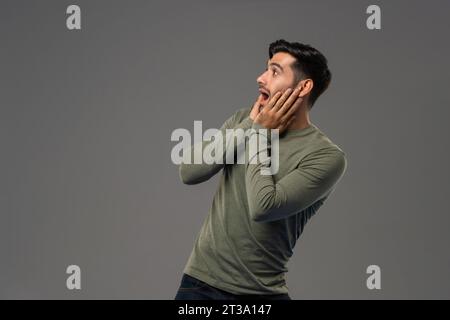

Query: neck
287 104 311 130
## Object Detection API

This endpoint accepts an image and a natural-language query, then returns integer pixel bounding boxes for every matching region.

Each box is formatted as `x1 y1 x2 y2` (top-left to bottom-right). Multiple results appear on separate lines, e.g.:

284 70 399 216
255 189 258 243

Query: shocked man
174 39 347 300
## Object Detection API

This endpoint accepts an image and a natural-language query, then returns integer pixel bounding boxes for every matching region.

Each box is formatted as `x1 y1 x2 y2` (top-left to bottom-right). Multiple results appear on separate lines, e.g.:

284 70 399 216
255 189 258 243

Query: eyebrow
267 61 284 72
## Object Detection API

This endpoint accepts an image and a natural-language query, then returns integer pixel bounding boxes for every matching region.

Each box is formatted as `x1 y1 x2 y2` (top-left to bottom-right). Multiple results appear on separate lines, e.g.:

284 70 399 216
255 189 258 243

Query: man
174 39 347 300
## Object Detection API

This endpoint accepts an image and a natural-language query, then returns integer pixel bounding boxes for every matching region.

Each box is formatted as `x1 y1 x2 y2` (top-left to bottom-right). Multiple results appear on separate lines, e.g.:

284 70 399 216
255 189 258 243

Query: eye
271 68 278 76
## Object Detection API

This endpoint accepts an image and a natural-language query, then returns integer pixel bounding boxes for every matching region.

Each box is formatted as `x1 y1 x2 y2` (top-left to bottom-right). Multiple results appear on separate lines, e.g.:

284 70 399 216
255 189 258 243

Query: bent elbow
179 164 208 185
248 192 277 222
252 213 266 222
250 203 271 223
179 165 195 185
252 209 277 223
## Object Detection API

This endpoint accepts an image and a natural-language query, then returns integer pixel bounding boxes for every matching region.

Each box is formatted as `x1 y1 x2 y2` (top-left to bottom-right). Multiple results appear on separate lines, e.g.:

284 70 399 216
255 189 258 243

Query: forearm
245 126 347 222
179 116 254 185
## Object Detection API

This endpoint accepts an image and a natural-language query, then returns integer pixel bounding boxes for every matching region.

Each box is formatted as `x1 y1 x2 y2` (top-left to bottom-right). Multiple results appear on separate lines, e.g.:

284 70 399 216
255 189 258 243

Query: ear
297 79 314 98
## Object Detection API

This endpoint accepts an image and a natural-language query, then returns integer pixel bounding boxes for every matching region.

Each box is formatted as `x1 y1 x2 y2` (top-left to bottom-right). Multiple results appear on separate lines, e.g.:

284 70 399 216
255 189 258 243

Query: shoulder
221 107 252 127
300 126 347 174
233 107 252 123
220 107 252 129
306 124 346 157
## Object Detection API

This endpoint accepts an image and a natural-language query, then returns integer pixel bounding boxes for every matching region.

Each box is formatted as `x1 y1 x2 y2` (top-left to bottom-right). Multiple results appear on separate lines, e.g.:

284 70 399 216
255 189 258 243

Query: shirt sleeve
245 122 347 222
179 110 254 185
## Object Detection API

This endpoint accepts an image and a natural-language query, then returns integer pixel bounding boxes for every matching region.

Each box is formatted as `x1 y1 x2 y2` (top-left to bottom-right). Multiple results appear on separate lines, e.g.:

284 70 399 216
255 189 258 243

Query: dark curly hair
269 39 332 109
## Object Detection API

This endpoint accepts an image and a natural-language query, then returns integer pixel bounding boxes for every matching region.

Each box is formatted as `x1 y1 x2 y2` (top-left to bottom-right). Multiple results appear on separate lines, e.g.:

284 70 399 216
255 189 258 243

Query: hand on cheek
254 88 302 134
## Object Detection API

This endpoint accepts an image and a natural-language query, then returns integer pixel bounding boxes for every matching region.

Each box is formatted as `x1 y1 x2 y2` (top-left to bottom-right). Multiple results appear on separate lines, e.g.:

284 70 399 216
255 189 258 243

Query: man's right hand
254 88 302 134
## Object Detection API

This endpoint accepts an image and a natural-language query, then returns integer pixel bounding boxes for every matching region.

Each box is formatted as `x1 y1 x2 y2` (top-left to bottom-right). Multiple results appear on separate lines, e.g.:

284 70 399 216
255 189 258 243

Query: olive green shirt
179 107 347 295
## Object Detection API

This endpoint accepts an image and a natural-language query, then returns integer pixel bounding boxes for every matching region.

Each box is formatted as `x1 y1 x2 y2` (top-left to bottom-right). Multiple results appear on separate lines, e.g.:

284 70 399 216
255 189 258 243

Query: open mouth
259 89 270 104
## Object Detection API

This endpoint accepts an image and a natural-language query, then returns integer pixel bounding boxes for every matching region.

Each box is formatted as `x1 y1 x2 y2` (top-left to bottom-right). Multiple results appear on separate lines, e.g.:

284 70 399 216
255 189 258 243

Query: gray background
1 0 449 299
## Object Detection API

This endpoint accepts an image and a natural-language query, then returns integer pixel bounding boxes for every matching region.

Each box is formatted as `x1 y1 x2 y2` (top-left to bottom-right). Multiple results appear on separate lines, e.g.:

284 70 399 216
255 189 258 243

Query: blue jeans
174 273 292 300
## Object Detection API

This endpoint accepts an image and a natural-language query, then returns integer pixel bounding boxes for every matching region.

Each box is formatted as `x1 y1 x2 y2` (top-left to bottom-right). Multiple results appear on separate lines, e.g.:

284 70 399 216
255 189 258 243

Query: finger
280 97 302 123
264 91 282 110
277 88 301 115
272 88 293 112
256 95 265 112
254 94 264 107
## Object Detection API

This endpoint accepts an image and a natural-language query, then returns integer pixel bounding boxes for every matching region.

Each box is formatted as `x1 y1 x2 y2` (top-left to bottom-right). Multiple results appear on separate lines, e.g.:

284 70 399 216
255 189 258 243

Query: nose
256 71 267 87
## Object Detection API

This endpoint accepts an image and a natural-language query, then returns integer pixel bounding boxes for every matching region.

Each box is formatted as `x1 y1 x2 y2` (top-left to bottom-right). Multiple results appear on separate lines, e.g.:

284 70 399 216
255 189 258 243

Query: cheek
271 79 292 96
269 83 282 96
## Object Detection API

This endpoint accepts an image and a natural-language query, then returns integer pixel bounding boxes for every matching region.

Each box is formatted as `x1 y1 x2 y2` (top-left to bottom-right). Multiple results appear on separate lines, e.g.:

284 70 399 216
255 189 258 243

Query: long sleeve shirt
179 106 347 295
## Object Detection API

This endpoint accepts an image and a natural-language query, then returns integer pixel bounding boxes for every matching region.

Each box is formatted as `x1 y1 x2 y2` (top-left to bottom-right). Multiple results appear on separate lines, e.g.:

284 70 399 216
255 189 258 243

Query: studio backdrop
1 0 449 299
